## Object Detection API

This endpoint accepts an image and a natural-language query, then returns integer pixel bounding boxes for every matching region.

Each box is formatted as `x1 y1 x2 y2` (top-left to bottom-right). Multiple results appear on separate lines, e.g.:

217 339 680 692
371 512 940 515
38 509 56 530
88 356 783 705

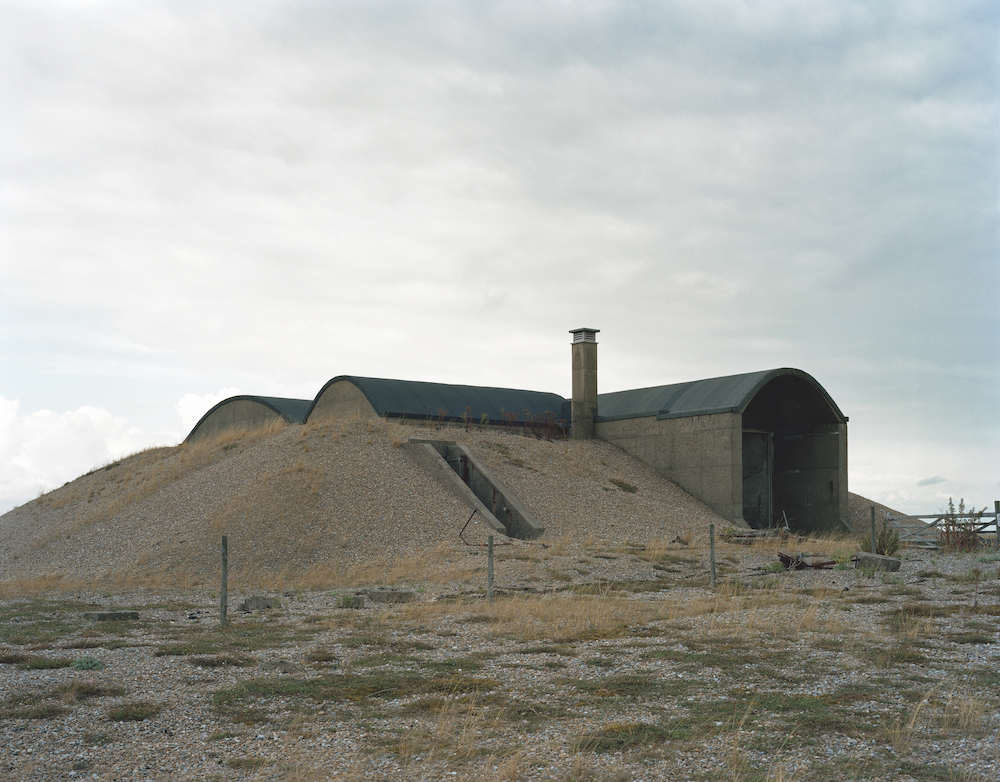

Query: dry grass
399 592 673 643
29 422 291 550
883 686 989 754
397 695 492 764
931 690 990 733
0 574 95 598
2 553 998 782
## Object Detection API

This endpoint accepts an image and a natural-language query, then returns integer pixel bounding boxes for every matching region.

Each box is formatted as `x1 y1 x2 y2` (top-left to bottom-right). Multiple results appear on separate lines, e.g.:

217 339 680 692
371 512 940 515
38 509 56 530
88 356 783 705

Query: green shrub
72 655 104 671
859 516 900 557
941 498 987 552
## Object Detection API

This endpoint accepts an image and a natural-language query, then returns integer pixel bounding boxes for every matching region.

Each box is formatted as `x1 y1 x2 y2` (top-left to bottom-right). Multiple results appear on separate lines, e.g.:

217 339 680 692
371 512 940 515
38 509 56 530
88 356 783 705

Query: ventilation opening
404 439 544 540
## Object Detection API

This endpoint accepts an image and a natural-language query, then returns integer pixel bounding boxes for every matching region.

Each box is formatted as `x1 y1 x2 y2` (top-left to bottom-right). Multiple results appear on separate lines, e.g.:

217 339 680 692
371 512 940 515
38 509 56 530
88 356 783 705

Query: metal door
742 431 773 529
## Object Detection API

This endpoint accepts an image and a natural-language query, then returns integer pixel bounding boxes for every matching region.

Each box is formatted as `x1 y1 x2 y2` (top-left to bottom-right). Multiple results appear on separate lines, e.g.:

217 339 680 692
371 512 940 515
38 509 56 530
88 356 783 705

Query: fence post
487 535 494 604
220 535 228 627
709 524 717 590
870 507 877 554
995 501 999 550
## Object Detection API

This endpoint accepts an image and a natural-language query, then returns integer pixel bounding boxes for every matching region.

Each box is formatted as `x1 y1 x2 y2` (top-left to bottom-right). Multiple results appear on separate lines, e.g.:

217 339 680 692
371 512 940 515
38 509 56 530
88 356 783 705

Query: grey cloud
0 0 997 515
917 476 947 487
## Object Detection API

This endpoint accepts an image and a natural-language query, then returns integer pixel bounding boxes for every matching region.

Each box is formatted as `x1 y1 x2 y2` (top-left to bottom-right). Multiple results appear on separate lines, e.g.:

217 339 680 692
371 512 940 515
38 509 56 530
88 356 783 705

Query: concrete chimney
570 328 599 439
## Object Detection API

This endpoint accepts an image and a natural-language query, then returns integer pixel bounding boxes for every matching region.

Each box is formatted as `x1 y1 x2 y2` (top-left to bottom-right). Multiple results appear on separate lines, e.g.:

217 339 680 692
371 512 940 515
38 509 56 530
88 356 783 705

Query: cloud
0 1 997 519
917 475 946 487
0 396 172 514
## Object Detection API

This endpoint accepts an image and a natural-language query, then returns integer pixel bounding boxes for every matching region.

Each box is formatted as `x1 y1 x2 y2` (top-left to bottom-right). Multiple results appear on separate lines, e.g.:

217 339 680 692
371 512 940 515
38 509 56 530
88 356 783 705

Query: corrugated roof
312 376 568 424
596 368 847 423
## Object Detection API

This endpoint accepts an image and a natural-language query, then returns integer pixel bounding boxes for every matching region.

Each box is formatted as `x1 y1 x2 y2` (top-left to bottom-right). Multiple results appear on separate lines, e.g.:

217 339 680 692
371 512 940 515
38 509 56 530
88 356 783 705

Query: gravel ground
2 544 999 782
2 420 997 781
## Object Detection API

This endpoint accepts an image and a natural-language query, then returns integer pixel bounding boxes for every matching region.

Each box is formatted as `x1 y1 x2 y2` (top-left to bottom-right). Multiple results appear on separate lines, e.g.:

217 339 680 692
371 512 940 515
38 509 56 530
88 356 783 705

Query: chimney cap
570 328 600 343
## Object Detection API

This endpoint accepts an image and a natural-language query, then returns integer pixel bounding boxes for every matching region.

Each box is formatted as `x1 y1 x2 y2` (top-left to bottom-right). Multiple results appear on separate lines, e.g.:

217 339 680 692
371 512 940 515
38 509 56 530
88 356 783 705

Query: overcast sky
2 0 997 517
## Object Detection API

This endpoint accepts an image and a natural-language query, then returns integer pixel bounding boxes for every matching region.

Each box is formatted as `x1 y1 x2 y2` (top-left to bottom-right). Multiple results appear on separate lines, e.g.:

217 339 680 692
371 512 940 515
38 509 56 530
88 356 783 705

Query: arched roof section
307 376 569 425
595 369 846 424
186 395 312 442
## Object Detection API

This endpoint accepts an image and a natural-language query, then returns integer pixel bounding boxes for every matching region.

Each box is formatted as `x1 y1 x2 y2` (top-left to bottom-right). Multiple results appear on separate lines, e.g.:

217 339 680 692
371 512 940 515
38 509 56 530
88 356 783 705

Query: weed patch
567 673 689 700
578 721 676 752
189 654 255 667
19 657 74 670
609 478 638 494
226 757 272 770
212 672 498 724
108 701 162 721
0 601 88 646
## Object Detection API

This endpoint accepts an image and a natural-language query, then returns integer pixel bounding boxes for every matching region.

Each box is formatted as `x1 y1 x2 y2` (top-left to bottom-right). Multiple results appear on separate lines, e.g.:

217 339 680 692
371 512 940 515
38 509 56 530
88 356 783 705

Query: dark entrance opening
742 431 773 529
741 374 846 533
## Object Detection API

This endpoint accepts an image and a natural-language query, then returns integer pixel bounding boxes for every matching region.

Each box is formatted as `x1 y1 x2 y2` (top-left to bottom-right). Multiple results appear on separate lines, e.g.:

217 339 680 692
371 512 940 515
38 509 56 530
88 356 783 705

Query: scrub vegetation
1 532 998 781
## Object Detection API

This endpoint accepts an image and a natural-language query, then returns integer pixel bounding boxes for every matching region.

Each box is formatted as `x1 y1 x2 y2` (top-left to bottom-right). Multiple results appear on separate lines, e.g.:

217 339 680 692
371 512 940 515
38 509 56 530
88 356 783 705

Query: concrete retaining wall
403 439 544 540
596 412 745 524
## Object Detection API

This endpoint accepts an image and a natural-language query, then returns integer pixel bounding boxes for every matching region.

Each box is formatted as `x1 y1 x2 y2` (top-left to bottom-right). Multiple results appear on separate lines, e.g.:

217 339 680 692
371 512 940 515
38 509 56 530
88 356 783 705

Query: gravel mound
2 418 876 588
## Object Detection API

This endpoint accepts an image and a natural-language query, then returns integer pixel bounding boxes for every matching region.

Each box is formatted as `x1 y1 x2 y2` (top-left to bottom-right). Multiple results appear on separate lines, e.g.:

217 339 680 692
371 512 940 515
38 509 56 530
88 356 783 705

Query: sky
1 0 998 517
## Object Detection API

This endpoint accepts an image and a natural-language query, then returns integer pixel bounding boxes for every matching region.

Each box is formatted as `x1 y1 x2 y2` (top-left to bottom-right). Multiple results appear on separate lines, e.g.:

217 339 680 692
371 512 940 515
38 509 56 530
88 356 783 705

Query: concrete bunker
182 330 849 535
186 396 311 443
593 369 848 533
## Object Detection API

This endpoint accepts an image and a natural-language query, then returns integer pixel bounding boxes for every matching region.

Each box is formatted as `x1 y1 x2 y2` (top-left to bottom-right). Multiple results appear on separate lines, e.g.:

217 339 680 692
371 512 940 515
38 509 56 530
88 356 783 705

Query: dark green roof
596 368 847 423
311 376 569 424
252 396 313 423
186 369 845 440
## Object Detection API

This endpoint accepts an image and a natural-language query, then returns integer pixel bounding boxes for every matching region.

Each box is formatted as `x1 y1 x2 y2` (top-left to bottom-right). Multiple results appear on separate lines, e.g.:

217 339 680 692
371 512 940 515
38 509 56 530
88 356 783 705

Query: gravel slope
0 419 734 588
1 418 893 589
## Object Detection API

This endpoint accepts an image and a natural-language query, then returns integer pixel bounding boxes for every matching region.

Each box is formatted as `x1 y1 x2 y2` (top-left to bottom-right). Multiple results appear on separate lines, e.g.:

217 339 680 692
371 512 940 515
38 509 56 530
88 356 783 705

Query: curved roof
186 395 312 441
595 368 847 423
308 376 569 424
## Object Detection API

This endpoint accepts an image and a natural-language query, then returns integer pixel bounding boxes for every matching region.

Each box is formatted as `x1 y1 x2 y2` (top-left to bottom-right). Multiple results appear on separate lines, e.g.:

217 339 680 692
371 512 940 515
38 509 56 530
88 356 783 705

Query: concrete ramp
402 439 545 540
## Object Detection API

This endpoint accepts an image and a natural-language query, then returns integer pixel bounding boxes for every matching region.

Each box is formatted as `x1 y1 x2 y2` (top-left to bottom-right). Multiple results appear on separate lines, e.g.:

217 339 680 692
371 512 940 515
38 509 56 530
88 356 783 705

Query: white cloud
175 387 241 434
0 396 172 514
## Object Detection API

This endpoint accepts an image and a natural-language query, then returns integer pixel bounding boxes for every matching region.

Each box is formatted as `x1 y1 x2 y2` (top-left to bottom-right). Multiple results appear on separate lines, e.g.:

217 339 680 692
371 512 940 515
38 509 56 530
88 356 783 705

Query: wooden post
220 535 228 627
487 535 494 604
709 524 717 590
992 500 1000 547
870 507 877 555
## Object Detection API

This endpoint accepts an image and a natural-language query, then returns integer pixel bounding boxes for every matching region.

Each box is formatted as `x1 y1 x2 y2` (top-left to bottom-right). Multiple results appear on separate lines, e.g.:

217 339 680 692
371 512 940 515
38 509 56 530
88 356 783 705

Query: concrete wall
596 412 745 523
188 400 287 443
309 380 379 422
596 413 847 532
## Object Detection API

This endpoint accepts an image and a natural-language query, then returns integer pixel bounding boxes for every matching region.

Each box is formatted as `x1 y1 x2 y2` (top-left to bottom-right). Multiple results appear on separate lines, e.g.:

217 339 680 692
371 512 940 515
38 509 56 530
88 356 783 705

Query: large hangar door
742 431 773 529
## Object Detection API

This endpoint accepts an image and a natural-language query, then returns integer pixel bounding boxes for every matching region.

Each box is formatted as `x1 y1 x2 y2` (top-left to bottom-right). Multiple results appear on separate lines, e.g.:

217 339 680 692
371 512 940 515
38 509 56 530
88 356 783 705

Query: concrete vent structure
402 439 544 540
570 328 599 440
